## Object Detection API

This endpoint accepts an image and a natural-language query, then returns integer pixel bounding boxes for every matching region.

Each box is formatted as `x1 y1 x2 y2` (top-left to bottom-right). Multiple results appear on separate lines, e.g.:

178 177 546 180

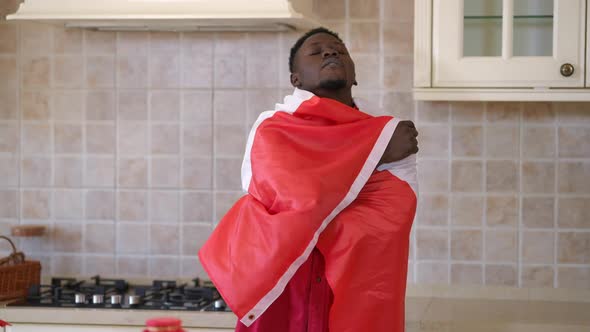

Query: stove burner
10 275 229 312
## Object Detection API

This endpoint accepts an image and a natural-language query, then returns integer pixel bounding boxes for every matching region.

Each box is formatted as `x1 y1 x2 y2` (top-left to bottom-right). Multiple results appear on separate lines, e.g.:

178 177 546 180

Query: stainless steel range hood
6 0 319 32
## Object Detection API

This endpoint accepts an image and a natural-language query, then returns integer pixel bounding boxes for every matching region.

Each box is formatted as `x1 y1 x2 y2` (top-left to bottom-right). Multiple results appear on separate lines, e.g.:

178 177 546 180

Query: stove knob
75 293 86 304
110 294 122 305
214 299 226 311
92 294 104 304
128 295 141 305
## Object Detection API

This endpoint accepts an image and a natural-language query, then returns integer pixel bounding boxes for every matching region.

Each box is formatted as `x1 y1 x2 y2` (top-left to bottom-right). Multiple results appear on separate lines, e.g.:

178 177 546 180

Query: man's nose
322 48 338 57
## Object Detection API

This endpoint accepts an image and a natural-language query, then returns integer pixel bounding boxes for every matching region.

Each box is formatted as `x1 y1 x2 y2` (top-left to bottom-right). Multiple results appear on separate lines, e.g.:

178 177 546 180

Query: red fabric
317 170 415 332
199 95 416 331
235 248 332 332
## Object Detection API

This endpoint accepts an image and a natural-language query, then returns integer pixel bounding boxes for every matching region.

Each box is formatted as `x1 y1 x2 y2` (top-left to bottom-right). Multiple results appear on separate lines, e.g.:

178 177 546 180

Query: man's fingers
399 121 418 138
403 120 415 128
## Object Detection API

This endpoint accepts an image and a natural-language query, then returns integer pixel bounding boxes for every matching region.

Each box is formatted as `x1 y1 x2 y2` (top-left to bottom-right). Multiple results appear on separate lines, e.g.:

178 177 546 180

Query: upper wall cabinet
414 0 589 101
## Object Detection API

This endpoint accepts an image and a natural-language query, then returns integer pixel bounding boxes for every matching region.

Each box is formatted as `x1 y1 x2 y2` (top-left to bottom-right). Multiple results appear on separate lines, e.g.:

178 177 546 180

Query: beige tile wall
0 0 588 289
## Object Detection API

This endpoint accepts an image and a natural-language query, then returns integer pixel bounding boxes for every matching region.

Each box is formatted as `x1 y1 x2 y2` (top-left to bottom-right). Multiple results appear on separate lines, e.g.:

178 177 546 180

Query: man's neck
312 88 354 107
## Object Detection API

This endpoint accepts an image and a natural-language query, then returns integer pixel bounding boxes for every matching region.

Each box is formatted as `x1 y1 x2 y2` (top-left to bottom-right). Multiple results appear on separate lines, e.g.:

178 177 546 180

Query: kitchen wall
0 0 588 289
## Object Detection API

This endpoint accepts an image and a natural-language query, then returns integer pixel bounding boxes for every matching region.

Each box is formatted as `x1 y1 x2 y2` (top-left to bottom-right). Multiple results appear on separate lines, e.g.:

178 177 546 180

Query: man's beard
318 79 347 90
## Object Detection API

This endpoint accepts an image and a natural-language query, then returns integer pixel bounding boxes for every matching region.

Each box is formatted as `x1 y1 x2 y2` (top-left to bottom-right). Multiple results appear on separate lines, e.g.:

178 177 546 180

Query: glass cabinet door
463 0 503 57
463 0 554 57
433 0 584 88
513 0 553 56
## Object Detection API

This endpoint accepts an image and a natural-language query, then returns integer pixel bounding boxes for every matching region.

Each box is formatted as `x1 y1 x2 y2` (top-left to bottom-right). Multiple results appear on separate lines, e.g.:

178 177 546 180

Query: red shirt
235 248 333 332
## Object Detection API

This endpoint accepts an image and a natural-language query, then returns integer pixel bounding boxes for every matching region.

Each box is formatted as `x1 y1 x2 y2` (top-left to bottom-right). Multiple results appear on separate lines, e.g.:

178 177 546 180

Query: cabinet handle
560 63 574 77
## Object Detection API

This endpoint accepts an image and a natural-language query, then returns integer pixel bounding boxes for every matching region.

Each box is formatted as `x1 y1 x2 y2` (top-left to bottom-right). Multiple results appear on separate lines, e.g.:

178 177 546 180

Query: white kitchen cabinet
414 0 590 101
6 324 232 332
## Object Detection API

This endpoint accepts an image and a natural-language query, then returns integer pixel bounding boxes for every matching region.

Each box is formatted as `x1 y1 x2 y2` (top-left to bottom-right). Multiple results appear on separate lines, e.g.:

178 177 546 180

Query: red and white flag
199 88 417 332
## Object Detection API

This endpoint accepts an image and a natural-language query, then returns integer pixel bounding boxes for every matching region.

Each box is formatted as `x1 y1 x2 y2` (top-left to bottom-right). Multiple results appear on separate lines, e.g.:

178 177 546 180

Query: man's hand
379 120 419 165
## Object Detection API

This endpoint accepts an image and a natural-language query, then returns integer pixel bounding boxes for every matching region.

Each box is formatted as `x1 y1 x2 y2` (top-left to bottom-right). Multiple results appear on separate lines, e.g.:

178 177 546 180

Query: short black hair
289 27 343 73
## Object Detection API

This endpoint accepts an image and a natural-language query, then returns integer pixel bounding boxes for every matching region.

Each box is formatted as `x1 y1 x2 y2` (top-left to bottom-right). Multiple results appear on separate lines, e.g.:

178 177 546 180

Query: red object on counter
143 317 184 332
0 320 12 327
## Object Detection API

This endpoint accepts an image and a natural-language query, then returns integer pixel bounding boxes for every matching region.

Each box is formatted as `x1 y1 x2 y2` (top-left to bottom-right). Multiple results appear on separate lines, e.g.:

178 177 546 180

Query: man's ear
290 73 301 88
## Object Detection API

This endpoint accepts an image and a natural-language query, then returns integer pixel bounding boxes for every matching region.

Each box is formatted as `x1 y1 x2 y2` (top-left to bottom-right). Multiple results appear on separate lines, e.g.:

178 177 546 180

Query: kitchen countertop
1 284 589 331
0 307 236 329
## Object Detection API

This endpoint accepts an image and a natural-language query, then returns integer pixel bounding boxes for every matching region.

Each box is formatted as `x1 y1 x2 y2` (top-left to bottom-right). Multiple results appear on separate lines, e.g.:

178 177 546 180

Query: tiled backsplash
0 0 588 289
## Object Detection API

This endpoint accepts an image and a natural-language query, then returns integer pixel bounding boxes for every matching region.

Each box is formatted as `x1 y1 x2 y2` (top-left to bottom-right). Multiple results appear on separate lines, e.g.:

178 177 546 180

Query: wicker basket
0 235 41 301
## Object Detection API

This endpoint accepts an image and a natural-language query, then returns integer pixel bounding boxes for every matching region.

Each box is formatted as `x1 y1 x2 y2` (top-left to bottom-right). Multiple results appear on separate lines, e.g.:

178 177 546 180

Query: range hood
6 0 319 32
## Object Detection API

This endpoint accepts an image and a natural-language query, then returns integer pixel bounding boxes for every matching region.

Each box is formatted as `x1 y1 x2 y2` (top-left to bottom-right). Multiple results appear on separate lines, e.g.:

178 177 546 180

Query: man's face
291 33 356 94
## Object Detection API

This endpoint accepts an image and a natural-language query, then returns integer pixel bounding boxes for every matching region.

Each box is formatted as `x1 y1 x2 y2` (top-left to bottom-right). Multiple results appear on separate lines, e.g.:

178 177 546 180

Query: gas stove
7 275 230 312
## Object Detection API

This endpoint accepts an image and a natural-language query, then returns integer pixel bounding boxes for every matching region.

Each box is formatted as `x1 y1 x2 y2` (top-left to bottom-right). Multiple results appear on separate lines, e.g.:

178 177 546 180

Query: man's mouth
322 58 343 68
